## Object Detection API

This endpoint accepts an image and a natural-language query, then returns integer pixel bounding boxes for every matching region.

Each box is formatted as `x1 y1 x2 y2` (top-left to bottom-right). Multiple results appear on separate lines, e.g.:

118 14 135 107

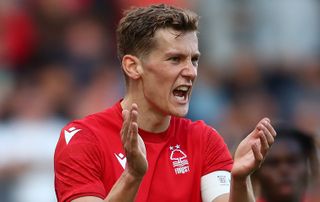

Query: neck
121 95 171 133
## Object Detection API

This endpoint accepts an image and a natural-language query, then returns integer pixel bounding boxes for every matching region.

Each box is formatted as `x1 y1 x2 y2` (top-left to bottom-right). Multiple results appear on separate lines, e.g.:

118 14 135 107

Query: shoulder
56 103 122 151
65 103 122 139
171 117 226 149
172 116 220 138
54 114 110 172
80 102 123 131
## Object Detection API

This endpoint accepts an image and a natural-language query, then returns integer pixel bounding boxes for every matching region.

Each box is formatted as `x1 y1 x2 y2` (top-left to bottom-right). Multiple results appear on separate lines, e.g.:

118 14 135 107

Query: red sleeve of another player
202 128 233 176
54 123 106 202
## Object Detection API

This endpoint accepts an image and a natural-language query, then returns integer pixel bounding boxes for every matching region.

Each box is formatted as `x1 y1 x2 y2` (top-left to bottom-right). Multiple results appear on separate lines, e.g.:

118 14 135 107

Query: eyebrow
165 51 201 58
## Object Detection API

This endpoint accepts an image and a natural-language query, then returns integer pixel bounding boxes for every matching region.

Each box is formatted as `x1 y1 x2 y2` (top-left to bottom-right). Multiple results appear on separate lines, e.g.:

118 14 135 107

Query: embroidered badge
169 144 190 175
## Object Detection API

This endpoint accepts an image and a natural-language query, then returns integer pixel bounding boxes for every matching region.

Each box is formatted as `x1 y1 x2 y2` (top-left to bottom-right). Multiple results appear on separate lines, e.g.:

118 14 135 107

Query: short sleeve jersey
54 101 233 202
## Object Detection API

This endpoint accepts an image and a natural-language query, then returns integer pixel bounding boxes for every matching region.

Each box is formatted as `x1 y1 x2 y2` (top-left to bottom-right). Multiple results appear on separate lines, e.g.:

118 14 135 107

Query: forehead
267 138 303 158
152 28 199 54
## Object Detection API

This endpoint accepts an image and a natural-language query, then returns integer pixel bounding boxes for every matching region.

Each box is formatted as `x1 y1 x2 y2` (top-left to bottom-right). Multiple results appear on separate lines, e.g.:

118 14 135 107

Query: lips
274 178 296 194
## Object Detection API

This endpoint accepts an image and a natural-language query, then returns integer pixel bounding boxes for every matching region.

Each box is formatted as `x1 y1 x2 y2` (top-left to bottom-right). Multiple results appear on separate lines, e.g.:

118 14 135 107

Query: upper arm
201 127 233 202
202 128 233 174
72 196 105 202
201 171 231 202
54 123 106 201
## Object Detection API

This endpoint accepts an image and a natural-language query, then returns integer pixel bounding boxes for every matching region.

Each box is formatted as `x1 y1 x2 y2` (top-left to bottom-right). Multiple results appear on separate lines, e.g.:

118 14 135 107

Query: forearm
228 175 255 202
105 170 143 202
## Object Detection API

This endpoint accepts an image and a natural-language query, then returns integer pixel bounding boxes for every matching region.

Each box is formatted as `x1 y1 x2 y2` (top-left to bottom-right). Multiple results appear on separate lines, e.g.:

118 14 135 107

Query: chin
173 112 187 117
170 107 189 117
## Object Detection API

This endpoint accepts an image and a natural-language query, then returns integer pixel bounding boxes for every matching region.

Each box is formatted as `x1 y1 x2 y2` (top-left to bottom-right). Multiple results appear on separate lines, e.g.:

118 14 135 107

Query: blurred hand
121 103 148 179
232 118 276 179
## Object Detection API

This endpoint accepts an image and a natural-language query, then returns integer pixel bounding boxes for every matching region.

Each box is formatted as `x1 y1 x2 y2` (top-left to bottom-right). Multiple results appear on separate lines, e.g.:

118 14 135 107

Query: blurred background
0 0 319 201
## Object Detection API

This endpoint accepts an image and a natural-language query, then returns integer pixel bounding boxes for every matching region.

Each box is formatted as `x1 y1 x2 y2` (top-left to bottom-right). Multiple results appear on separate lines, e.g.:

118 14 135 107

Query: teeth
176 86 189 91
175 95 185 101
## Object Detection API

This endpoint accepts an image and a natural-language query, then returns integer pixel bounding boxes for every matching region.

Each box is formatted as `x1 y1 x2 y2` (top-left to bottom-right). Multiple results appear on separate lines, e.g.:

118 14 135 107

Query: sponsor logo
64 127 81 144
114 153 126 169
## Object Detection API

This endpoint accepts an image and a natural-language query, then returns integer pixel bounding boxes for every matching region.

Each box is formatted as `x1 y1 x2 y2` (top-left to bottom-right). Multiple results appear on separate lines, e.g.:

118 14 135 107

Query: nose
182 61 197 81
277 161 294 176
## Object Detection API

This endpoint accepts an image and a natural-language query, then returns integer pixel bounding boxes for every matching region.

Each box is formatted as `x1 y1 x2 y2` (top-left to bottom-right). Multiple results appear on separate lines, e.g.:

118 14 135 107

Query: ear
122 55 143 80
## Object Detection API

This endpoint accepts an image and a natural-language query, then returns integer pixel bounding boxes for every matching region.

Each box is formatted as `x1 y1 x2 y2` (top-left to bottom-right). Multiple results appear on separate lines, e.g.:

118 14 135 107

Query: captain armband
201 170 231 202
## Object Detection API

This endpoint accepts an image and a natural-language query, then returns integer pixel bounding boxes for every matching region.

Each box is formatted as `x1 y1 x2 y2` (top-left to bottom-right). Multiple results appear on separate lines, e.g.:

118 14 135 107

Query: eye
264 158 279 167
168 56 180 64
191 56 199 67
287 156 304 166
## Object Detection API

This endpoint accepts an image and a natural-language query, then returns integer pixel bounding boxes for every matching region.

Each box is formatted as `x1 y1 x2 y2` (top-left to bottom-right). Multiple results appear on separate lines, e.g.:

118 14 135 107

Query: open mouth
172 85 190 102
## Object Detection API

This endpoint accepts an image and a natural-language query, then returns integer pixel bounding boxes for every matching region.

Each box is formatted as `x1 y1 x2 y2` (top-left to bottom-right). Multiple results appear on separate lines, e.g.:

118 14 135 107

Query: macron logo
64 127 81 144
114 153 127 169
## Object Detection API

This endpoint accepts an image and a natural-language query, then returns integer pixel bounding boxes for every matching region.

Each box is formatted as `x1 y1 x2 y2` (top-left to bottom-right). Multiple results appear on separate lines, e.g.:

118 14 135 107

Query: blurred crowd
0 0 319 201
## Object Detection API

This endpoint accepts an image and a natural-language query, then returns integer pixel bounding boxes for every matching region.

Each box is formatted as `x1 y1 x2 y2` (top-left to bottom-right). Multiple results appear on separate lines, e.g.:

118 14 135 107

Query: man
54 4 276 202
254 125 319 202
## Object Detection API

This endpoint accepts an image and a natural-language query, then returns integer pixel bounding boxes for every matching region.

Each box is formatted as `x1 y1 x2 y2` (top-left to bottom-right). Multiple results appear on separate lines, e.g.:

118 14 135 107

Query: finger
130 122 139 151
121 109 130 143
252 142 263 165
129 109 138 136
258 130 269 156
127 103 138 134
263 121 277 137
127 104 139 150
253 117 270 134
261 117 270 123
131 103 138 112
130 104 138 123
257 123 274 146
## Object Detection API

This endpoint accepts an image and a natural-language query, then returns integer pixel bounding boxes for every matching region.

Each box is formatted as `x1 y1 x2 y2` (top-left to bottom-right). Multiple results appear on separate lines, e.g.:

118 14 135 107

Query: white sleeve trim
201 171 231 202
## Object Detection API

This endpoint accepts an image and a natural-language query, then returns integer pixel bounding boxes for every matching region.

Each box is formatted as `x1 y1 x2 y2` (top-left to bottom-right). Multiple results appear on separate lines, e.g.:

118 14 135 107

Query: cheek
144 67 171 86
144 75 174 95
259 169 279 185
143 79 168 103
294 164 308 181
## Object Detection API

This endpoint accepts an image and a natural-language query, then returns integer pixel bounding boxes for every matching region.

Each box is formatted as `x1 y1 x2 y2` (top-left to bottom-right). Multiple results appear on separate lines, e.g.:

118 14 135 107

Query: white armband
201 171 231 202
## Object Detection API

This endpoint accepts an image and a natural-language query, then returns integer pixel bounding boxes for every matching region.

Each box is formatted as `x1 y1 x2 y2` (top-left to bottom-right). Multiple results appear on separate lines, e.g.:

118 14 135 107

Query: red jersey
54 101 233 202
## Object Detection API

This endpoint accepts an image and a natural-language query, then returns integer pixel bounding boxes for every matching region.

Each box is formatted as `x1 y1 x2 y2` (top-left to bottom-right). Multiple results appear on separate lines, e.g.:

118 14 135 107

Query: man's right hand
121 103 148 179
72 104 148 202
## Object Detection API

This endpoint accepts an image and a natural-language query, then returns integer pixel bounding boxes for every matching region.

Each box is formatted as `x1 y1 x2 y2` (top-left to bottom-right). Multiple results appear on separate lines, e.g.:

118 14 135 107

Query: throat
121 96 171 133
138 112 171 133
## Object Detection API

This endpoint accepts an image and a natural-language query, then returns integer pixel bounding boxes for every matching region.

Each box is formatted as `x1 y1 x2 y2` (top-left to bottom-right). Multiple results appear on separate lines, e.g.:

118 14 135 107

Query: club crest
169 144 190 175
